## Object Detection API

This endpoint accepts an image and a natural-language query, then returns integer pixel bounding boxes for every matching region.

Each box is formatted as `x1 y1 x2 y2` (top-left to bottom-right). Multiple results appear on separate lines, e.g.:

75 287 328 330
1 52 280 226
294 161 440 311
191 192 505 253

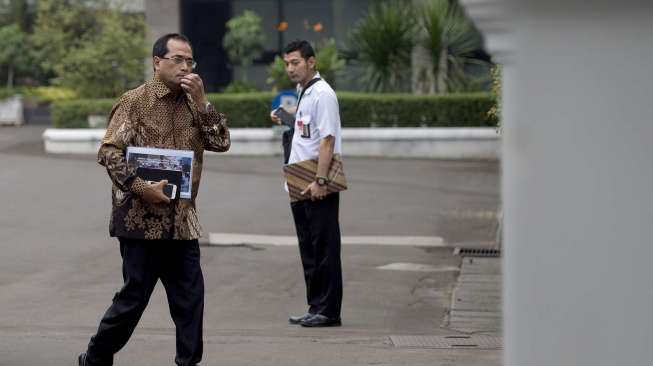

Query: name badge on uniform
297 115 311 139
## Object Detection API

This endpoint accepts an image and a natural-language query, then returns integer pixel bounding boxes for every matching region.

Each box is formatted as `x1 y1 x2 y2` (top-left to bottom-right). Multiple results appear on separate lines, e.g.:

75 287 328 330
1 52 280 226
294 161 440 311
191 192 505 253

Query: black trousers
290 192 343 318
85 237 204 366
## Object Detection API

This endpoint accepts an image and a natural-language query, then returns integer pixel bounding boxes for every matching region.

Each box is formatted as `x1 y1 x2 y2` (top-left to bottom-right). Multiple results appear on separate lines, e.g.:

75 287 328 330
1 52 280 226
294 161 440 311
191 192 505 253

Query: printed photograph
126 146 194 199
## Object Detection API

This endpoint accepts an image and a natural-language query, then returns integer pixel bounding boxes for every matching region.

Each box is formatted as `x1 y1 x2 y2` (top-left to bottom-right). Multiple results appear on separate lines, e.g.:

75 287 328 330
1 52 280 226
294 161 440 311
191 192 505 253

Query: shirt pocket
296 114 312 139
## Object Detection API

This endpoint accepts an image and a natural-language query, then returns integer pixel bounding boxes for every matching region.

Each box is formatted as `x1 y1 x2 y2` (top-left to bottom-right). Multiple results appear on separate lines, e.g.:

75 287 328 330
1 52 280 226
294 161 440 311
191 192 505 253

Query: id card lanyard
296 77 321 119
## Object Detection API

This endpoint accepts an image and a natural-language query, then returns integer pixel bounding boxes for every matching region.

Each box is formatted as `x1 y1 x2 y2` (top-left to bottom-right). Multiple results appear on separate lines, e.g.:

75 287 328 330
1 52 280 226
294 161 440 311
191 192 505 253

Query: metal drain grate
454 248 501 257
390 335 502 349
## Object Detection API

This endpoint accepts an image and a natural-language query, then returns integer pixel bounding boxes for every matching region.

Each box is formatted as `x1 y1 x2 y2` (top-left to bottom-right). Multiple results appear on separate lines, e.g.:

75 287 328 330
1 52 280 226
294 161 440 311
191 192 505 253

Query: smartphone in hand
274 107 296 127
147 181 178 199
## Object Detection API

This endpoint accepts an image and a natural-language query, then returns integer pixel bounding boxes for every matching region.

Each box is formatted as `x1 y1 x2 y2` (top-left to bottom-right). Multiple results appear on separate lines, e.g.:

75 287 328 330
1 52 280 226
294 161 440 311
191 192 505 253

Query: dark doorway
181 0 232 92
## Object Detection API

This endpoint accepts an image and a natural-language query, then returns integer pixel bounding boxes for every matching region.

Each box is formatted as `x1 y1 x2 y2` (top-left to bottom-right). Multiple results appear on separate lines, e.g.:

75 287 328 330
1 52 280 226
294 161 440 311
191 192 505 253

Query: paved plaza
0 126 501 366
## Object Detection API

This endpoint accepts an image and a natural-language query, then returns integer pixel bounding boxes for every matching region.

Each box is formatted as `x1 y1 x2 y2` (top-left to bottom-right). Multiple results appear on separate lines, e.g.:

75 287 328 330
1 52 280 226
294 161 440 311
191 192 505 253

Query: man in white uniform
275 40 343 327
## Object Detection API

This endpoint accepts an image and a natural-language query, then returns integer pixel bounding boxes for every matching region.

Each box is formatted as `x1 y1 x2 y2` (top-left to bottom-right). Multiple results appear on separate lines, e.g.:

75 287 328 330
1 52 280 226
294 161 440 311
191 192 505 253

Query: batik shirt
97 76 230 240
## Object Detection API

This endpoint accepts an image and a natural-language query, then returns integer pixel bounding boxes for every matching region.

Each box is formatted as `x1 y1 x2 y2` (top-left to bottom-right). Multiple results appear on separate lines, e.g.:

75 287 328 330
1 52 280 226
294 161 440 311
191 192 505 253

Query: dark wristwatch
315 176 328 186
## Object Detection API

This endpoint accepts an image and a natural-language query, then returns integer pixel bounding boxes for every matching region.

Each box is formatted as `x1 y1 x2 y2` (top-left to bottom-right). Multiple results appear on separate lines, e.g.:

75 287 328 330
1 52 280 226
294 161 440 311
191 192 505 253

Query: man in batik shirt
78 33 229 366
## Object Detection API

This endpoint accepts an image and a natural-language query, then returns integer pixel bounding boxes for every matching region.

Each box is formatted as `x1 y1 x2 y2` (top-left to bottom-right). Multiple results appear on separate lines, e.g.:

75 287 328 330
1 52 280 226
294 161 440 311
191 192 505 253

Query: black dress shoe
289 312 314 324
300 314 342 327
78 353 87 366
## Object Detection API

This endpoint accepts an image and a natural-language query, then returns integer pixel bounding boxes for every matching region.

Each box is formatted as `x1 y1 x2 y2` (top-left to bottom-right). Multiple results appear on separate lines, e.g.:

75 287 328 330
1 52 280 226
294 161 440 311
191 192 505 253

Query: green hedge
210 92 277 128
0 86 78 103
52 99 114 128
338 92 496 127
0 88 16 100
51 92 497 128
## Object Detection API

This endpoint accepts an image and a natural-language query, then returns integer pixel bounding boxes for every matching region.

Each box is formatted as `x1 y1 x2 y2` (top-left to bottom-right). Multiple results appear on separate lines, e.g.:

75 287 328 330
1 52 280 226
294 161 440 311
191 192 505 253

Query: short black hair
152 33 193 58
283 40 315 60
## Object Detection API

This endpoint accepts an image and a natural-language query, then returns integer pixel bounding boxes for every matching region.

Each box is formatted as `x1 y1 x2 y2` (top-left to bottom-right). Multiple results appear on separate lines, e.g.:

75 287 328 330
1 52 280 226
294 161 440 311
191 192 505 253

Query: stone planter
0 95 24 126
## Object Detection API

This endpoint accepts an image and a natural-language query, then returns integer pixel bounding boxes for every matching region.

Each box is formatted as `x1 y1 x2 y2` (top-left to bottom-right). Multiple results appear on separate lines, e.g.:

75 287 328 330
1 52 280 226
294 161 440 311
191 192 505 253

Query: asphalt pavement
0 126 501 366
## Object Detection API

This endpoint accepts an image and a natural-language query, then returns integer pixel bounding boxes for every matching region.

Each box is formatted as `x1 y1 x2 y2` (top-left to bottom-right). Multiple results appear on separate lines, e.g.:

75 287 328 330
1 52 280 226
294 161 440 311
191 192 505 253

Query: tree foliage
487 63 501 130
53 11 147 98
0 0 35 31
223 10 265 70
0 24 32 88
31 0 98 77
266 55 294 92
314 39 345 88
266 38 345 92
31 0 146 97
0 1 41 86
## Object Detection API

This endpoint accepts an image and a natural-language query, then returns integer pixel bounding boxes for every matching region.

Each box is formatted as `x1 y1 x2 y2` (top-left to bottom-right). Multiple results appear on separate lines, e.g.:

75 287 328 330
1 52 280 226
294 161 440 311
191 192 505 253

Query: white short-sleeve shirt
287 76 342 164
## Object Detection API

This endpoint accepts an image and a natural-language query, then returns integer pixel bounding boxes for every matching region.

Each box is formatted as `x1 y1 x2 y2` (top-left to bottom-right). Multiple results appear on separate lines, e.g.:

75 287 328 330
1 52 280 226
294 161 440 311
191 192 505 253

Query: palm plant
349 1 416 92
419 0 489 93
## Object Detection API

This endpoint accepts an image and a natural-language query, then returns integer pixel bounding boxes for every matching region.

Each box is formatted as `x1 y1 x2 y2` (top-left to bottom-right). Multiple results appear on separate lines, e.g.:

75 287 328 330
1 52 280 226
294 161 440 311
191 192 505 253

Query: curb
207 233 446 247
42 127 500 159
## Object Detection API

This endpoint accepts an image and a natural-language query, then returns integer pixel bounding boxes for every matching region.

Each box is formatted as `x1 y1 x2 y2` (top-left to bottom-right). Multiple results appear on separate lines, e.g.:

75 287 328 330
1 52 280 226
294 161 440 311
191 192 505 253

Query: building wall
462 1 653 365
147 0 375 91
145 0 180 80
113 0 145 12
145 0 180 43
233 0 374 91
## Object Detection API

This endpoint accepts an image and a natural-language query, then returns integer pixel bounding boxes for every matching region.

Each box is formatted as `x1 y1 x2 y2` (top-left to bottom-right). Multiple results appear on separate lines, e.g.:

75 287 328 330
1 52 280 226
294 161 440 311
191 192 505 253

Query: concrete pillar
144 0 180 79
460 0 653 365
